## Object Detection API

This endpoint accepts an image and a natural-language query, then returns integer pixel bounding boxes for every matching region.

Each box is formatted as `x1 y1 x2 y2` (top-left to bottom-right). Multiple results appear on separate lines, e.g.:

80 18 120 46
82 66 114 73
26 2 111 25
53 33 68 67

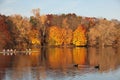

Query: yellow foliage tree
48 26 73 46
48 26 62 46
29 29 41 45
73 25 87 46
61 18 73 45
61 28 73 45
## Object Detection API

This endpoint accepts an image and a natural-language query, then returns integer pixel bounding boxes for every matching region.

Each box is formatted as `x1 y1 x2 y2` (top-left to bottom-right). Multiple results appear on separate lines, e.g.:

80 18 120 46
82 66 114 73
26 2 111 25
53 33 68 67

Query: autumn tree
31 8 47 46
73 25 87 46
88 19 118 47
32 8 40 18
30 16 39 27
9 14 32 49
66 13 82 31
40 15 47 46
28 28 41 46
47 19 73 46
46 14 53 27
61 18 73 46
47 26 62 46
113 20 120 46
50 15 63 27
30 8 41 30
0 15 12 49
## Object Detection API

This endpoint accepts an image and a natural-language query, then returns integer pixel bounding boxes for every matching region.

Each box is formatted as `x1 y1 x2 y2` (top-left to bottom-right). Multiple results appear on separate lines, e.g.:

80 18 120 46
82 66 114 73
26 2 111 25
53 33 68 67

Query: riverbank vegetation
0 8 120 50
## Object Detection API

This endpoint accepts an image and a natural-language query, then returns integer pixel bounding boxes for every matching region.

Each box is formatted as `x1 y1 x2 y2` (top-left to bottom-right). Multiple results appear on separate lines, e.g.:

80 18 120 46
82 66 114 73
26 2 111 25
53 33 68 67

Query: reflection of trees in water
47 47 73 69
0 55 13 80
46 47 87 69
88 47 120 72
41 47 47 63
1 47 120 79
88 47 99 66
73 47 87 65
10 48 41 80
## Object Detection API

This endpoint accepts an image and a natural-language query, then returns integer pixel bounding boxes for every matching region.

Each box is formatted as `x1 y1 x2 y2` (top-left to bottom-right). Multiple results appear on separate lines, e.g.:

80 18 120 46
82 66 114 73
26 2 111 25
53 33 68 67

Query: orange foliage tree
47 25 73 46
28 29 41 45
61 18 73 45
0 15 11 49
61 28 73 45
88 19 117 47
73 25 87 46
47 26 62 46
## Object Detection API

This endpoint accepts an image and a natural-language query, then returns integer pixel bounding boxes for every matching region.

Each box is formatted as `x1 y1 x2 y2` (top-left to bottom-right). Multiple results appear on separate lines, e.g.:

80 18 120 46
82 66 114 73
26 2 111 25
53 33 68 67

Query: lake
0 47 120 80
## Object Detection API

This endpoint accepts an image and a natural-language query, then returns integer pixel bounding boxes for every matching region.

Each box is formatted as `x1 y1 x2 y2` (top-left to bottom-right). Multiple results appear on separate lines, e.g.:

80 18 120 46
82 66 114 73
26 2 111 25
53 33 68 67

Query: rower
7 49 10 55
3 49 6 55
10 49 13 55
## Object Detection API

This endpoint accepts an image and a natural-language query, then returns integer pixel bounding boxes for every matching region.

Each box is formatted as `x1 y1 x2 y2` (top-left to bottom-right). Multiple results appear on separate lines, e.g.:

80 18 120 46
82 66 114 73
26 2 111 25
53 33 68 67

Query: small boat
73 64 100 69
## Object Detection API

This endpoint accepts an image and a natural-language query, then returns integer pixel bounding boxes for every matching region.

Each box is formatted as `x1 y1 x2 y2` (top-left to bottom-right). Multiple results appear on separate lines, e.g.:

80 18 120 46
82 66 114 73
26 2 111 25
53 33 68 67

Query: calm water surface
0 47 120 80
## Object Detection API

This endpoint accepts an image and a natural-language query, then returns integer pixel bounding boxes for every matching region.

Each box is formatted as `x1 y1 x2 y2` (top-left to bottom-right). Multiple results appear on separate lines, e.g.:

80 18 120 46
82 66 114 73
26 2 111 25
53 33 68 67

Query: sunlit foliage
47 25 73 46
0 9 120 48
47 26 62 46
73 25 87 46
61 28 73 45
61 18 73 45
28 29 41 45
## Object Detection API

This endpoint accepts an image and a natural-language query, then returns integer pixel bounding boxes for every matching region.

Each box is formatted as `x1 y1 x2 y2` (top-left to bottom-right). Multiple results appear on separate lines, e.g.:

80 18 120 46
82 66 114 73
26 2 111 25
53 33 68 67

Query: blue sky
0 0 120 20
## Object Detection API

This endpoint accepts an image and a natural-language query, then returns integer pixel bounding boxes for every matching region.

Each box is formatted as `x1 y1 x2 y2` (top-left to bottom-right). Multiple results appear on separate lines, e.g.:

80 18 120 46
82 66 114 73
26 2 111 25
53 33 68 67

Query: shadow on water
0 47 120 80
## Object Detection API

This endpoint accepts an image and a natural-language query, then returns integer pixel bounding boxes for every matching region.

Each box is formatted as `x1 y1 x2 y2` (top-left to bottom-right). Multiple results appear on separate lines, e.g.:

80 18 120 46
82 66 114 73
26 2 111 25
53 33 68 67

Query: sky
0 0 120 20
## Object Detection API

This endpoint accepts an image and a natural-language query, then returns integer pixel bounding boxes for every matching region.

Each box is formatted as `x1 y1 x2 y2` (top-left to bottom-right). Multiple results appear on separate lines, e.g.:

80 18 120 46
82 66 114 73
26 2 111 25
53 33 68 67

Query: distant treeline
0 9 120 50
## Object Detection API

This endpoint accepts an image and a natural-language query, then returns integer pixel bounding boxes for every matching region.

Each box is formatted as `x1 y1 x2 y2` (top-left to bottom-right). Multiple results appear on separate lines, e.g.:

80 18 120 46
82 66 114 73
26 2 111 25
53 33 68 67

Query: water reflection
47 47 73 69
0 55 13 80
88 47 120 72
73 47 87 65
0 47 120 80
